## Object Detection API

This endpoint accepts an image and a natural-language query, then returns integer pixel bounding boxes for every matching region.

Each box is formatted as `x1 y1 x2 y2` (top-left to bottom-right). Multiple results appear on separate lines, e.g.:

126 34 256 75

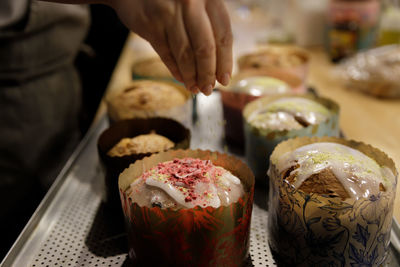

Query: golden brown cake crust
299 169 350 199
107 133 175 156
107 80 186 121
284 165 350 199
239 47 308 70
132 57 173 79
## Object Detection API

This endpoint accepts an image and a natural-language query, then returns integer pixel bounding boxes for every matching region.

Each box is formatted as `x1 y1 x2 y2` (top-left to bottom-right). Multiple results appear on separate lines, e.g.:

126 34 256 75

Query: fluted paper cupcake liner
118 149 255 267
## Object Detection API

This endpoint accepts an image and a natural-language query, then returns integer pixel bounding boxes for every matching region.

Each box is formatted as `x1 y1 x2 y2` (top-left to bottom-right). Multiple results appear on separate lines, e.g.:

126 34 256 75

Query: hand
109 0 233 95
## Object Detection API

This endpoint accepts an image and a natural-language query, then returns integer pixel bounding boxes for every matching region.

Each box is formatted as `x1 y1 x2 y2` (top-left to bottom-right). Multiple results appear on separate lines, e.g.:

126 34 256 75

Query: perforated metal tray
1 92 399 267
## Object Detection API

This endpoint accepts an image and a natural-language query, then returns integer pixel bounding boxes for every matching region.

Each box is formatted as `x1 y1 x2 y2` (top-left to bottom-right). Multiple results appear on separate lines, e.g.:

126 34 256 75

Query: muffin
220 72 302 146
268 137 397 266
247 97 332 131
131 57 174 80
119 150 255 267
238 46 310 85
107 132 174 157
97 118 190 209
243 95 339 184
126 158 244 209
107 80 192 127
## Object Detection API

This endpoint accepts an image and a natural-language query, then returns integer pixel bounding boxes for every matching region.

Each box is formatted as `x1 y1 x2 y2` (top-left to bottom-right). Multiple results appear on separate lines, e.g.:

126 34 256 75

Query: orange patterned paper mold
118 149 255 267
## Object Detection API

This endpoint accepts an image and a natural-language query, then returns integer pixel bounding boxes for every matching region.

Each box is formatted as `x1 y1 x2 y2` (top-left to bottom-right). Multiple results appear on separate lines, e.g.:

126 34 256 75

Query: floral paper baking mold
268 136 397 266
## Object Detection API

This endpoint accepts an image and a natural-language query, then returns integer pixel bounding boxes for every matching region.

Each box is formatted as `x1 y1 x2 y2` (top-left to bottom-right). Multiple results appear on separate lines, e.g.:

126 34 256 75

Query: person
0 1 90 257
0 0 233 257
110 0 234 94
51 0 234 94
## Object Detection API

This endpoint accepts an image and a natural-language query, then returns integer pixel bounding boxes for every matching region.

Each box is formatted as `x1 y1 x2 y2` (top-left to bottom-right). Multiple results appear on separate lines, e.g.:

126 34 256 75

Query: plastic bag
338 45 400 98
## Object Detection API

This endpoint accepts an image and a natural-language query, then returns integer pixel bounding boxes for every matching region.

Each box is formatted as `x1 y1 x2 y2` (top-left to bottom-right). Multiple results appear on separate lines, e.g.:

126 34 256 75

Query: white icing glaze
222 170 242 185
276 142 396 199
193 182 221 208
128 159 244 209
248 97 330 131
233 76 290 96
215 171 244 206
248 111 303 131
146 177 191 207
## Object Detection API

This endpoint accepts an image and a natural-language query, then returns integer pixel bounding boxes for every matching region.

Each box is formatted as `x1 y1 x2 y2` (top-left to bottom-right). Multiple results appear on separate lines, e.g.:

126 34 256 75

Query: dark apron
0 1 89 251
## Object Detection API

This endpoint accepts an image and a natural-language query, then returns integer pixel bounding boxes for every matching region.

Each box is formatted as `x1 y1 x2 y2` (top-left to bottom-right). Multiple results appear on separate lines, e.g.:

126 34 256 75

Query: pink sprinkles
140 158 224 203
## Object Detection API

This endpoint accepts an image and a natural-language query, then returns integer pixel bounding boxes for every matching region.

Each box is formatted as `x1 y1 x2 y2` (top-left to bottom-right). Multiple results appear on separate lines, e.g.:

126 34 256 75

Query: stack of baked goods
97 37 399 267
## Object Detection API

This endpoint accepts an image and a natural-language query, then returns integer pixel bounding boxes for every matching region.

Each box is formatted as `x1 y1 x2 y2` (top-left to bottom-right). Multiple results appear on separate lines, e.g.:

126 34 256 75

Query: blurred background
2 0 400 262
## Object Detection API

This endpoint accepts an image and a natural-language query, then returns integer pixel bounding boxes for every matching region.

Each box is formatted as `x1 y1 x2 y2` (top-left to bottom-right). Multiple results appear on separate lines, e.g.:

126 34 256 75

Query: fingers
148 33 184 84
164 3 198 93
119 0 233 96
206 0 233 86
182 0 216 95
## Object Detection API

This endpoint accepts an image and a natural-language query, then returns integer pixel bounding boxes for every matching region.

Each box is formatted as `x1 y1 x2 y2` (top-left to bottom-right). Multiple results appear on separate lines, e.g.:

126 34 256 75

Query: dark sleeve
0 0 29 29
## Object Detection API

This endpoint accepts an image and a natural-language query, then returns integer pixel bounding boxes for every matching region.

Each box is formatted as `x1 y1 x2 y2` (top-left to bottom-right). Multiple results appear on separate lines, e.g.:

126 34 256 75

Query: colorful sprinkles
140 158 224 203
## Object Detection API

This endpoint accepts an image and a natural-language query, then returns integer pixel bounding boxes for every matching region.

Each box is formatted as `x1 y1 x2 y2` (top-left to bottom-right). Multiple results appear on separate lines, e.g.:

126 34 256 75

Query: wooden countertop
98 34 400 221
